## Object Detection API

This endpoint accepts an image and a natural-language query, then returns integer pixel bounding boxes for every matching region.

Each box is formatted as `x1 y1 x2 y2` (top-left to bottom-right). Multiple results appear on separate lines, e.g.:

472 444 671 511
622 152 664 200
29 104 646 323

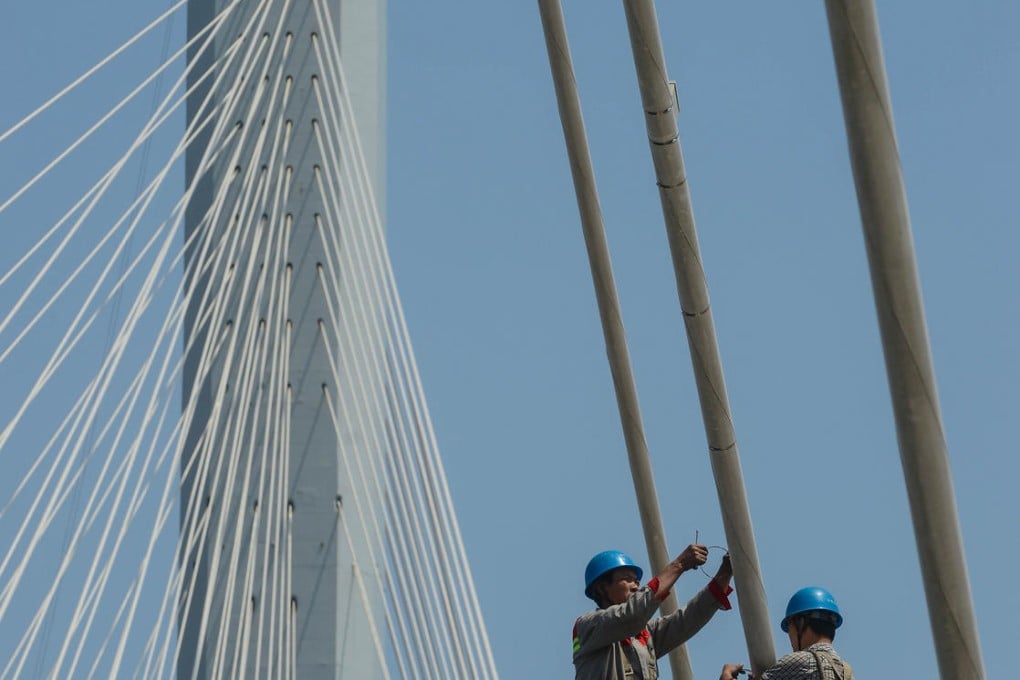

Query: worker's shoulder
771 648 817 670
572 609 600 631
571 606 623 637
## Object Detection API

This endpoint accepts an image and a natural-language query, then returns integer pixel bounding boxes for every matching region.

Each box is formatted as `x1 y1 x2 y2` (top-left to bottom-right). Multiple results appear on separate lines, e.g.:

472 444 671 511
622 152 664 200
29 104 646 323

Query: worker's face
603 567 641 606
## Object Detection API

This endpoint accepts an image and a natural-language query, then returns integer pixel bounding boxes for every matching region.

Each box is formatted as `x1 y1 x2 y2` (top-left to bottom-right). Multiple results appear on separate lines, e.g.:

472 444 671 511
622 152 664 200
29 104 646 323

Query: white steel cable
0 185 232 537
0 0 239 218
312 179 456 679
282 358 294 680
309 103 460 678
233 171 290 680
101 410 186 679
306 29 459 648
316 26 498 675
135 321 235 679
4 11 267 680
1 204 188 679
212 307 272 679
309 161 401 645
310 20 497 674
37 197 197 679
313 232 419 680
0 26 242 297
73 362 188 679
179 185 274 678
210 102 293 679
289 569 297 680
155 86 285 676
0 0 187 146
248 140 292 680
203 243 276 677
249 252 290 679
338 513 392 679
319 385 414 680
179 75 296 669
1 283 183 587
0 161 181 368
61 43 178 637
184 216 272 679
243 216 290 677
172 176 272 676
308 142 427 680
0 28 256 458
0 0 244 346
84 572 140 680
311 181 446 679
0 0 503 675
308 59 452 670
0 161 239 511
130 324 233 680
329 138 486 680
0 341 150 524
166 12 296 660
314 281 418 678
0 106 246 607
310 98 470 678
182 16 296 674
85 247 239 679
0 0 250 356
169 143 282 619
313 216 436 680
205 21 293 673
0 187 233 648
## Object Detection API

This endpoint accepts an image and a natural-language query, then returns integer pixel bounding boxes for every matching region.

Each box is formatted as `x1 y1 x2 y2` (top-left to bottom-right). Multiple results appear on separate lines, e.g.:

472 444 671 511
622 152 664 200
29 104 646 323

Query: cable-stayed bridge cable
0 1 500 676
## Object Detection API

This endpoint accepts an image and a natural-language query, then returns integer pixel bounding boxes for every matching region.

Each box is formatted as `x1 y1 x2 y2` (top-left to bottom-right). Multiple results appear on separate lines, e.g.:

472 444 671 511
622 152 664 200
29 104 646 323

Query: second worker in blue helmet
573 544 735 680
719 586 853 679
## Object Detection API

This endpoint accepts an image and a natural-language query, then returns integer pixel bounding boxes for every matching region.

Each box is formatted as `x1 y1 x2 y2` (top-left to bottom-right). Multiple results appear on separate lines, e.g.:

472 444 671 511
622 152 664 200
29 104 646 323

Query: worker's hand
675 544 708 573
714 552 734 588
719 663 744 679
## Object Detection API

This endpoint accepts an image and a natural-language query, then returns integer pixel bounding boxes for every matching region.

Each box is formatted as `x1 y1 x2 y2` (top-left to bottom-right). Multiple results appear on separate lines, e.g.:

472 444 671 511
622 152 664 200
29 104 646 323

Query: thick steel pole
619 1 777 674
537 2 693 678
824 2 986 677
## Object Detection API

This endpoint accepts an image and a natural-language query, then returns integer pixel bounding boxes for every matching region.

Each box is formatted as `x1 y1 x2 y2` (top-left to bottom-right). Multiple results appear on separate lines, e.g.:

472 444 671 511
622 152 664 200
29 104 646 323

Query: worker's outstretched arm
649 553 734 656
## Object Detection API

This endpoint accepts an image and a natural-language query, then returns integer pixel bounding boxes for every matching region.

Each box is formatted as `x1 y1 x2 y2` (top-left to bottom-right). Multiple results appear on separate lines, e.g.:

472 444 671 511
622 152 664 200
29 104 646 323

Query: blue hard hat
584 550 643 599
781 586 843 632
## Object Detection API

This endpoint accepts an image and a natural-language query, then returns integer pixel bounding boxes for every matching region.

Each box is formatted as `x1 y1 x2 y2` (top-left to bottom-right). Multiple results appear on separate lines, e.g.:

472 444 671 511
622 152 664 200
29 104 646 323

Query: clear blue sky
387 2 1018 678
1 1 1017 678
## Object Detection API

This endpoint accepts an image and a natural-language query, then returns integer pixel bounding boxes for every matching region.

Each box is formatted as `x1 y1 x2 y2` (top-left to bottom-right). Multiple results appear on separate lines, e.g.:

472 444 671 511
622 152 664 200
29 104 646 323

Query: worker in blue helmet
719 586 853 679
572 544 735 680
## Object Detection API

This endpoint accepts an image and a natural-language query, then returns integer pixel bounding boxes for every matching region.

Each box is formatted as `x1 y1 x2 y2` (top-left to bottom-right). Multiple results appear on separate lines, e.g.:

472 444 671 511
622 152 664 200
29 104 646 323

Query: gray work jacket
572 581 726 680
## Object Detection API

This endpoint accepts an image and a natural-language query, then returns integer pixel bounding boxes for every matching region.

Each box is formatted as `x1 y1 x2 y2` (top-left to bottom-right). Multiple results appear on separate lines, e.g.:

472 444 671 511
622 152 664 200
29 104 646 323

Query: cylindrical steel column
824 2 985 677
619 0 777 674
537 2 694 678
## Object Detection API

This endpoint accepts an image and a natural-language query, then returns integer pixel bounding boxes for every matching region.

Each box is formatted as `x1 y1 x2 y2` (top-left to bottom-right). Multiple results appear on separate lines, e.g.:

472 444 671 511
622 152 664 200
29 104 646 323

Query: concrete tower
179 0 387 676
